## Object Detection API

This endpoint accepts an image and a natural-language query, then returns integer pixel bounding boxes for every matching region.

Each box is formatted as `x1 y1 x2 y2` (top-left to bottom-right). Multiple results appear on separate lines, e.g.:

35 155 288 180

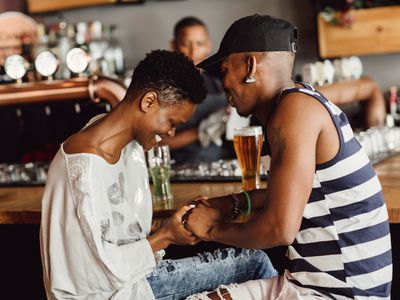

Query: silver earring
245 76 256 84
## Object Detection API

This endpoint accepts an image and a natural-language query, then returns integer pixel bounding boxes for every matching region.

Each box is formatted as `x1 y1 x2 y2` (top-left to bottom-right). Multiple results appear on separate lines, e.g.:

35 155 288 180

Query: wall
36 0 400 90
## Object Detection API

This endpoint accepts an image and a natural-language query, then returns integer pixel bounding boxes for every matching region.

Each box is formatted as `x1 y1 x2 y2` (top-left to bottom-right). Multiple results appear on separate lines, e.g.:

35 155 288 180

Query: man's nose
188 47 195 60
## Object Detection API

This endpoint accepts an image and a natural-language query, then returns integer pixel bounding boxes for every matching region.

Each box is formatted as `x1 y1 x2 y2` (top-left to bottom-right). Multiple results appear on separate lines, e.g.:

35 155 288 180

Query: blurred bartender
163 17 228 165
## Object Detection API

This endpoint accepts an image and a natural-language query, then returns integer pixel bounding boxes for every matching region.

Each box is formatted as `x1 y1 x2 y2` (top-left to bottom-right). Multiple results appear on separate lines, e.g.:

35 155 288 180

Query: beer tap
4 54 27 84
74 103 81 114
66 47 90 77
45 105 51 116
34 50 58 81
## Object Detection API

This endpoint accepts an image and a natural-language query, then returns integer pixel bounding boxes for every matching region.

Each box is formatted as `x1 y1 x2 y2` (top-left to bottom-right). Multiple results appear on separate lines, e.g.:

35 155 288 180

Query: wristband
241 191 252 216
230 193 241 219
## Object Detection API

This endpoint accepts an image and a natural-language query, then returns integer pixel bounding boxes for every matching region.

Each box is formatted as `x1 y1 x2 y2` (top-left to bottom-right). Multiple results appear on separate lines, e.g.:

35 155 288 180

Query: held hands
163 195 222 245
163 205 200 246
182 202 222 241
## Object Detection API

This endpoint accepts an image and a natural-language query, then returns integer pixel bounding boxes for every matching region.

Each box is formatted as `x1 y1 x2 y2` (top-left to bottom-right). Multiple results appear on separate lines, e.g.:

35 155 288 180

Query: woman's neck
85 103 138 163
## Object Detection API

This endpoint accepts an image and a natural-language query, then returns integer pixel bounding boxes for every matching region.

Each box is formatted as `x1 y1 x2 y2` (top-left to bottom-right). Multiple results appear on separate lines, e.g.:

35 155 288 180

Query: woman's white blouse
40 139 156 300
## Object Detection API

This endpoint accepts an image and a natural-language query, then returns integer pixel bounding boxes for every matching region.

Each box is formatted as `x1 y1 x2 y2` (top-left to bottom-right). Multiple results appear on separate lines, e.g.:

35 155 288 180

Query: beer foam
233 126 263 136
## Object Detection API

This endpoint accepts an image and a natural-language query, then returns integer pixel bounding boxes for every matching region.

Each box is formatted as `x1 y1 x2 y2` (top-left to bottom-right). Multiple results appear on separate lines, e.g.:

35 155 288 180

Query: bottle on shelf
35 23 49 56
20 34 35 82
55 20 73 80
108 24 124 75
387 86 399 127
89 20 106 75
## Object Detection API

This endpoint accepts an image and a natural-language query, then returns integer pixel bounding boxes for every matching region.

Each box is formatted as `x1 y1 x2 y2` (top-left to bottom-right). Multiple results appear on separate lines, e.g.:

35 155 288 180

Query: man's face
137 99 195 150
221 54 258 117
173 25 211 65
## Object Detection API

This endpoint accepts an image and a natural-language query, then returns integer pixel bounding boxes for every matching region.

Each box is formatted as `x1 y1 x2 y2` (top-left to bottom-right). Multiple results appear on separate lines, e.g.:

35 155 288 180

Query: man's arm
200 189 268 221
162 128 198 150
186 93 324 249
319 77 386 128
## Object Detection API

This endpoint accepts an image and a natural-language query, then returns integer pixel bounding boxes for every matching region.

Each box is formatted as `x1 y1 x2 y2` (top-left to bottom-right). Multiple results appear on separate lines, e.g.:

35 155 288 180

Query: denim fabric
147 248 277 300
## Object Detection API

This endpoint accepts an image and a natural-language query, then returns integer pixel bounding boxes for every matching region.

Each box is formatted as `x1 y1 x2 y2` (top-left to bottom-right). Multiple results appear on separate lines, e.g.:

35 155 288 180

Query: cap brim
196 52 228 76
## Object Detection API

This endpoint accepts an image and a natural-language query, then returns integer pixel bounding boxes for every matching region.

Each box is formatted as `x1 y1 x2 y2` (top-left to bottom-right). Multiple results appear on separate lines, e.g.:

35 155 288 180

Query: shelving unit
318 6 400 58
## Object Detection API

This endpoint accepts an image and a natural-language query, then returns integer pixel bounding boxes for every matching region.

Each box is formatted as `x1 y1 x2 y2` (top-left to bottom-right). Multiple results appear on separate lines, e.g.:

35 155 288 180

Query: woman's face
137 99 195 151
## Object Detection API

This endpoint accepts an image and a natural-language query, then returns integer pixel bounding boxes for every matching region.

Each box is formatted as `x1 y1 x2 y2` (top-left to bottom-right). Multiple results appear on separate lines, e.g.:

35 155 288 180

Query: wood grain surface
0 155 399 224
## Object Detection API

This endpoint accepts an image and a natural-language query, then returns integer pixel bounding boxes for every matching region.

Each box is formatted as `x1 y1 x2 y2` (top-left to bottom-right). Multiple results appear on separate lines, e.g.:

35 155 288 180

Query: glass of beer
233 126 263 191
147 145 173 209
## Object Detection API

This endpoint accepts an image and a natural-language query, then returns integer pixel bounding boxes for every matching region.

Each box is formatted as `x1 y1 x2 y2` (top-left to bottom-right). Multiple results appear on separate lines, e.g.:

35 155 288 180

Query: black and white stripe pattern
268 83 392 299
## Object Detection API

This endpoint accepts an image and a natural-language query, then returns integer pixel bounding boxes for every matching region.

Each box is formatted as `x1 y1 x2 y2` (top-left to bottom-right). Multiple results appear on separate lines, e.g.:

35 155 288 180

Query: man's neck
254 80 295 127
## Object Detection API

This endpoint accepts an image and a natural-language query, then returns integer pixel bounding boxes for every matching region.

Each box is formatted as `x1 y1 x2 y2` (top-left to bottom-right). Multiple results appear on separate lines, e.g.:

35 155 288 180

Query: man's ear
139 91 158 113
246 55 257 78
170 39 177 51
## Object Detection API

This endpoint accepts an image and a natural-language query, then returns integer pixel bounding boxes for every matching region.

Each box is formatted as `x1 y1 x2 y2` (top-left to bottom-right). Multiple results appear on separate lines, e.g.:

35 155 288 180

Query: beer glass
147 145 173 209
233 126 263 191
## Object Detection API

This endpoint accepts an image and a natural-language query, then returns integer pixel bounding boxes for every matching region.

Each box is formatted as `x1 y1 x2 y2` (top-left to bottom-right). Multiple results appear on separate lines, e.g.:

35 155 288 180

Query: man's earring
245 76 256 84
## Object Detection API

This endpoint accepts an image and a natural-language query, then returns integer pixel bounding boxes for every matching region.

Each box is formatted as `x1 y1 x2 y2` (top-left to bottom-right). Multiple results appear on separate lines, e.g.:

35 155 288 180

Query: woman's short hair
126 50 206 105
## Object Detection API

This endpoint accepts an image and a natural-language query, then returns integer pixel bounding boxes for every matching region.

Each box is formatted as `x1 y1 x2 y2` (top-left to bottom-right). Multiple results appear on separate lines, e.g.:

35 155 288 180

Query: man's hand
163 205 200 245
187 195 210 207
185 203 222 241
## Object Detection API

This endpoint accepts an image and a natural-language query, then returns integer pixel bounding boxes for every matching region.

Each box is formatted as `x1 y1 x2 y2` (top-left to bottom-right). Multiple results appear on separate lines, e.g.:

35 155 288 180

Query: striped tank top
262 82 392 299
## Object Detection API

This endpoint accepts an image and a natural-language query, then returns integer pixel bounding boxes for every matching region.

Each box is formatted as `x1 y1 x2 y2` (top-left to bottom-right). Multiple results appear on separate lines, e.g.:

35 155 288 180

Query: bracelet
154 249 166 265
241 191 252 216
230 193 241 219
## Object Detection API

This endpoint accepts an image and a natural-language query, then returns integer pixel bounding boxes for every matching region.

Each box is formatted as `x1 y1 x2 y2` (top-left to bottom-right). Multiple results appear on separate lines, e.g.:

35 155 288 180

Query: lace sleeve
66 155 156 288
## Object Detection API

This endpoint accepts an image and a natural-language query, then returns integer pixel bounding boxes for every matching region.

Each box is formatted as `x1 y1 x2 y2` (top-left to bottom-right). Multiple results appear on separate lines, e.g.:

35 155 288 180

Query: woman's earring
245 76 256 84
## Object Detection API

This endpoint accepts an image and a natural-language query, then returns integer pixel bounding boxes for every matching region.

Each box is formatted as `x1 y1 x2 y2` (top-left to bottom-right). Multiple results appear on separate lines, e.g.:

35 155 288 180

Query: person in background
185 14 392 299
319 77 386 129
163 16 229 165
40 50 276 300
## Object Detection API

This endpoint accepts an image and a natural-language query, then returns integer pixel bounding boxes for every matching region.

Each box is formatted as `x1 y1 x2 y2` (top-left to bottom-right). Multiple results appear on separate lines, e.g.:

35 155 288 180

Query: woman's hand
164 205 200 245
149 205 199 253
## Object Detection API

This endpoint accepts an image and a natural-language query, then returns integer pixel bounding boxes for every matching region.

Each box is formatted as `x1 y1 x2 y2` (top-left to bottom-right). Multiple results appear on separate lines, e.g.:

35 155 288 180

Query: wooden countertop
0 155 399 224
373 154 400 224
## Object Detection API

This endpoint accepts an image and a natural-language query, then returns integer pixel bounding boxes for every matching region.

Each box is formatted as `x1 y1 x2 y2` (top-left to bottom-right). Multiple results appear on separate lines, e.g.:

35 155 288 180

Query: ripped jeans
146 248 277 300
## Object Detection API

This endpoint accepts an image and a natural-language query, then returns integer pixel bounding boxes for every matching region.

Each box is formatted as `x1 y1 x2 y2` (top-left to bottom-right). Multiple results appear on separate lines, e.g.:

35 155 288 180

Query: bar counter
1 154 399 224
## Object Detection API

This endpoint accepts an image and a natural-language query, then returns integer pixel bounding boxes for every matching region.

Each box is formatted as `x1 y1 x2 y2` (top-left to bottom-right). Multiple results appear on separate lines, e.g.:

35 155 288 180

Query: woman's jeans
147 248 277 300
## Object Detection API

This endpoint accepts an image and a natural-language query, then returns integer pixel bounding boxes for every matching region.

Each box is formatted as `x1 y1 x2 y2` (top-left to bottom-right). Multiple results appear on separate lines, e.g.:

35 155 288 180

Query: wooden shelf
27 0 116 13
318 6 400 58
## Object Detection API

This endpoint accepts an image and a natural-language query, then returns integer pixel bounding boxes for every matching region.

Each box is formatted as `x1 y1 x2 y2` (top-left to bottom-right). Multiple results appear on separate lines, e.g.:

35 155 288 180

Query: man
186 15 392 299
163 16 229 165
40 50 275 300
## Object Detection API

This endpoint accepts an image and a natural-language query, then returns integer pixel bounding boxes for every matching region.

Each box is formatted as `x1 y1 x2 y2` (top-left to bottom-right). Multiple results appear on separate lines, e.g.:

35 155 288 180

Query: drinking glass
233 126 263 191
147 145 173 209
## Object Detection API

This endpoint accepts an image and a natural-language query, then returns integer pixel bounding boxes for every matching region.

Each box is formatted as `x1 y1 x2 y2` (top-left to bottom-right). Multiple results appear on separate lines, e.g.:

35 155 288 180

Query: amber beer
233 126 263 191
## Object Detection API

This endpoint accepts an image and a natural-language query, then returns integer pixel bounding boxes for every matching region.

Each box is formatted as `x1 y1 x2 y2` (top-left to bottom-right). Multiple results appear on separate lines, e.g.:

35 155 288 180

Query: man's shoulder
268 92 327 131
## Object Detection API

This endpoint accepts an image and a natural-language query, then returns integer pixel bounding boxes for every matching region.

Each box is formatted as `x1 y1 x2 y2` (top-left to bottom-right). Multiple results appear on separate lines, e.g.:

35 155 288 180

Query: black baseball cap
197 14 298 74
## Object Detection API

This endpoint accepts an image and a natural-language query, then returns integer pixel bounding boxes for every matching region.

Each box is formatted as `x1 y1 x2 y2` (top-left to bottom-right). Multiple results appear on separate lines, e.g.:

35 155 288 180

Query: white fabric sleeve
66 155 156 289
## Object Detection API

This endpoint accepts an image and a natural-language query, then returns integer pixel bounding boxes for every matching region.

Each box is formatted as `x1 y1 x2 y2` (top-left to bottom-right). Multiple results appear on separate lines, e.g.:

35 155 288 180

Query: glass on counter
233 126 263 191
147 145 173 209
355 126 400 163
0 162 48 185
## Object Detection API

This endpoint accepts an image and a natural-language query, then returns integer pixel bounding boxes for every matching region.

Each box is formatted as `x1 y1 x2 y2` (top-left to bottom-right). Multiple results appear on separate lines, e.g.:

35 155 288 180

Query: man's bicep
266 127 316 221
265 96 321 235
